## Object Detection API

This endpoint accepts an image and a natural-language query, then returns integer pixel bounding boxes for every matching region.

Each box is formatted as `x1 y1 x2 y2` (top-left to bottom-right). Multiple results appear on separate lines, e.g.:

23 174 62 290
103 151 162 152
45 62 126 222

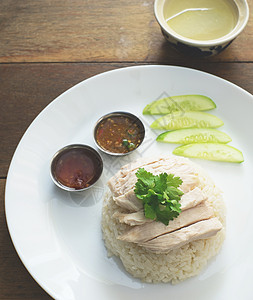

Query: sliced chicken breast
113 193 143 211
107 156 167 193
113 187 206 224
118 202 214 243
113 210 153 226
180 187 206 210
140 217 223 253
108 156 199 198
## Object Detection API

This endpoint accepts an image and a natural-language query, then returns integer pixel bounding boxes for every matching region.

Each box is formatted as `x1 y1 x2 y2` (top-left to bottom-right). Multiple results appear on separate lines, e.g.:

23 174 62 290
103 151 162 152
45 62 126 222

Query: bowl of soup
154 0 249 56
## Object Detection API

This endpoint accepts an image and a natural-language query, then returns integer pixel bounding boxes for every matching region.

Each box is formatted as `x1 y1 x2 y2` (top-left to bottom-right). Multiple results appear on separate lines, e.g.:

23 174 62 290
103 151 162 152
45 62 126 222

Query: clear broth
163 0 239 41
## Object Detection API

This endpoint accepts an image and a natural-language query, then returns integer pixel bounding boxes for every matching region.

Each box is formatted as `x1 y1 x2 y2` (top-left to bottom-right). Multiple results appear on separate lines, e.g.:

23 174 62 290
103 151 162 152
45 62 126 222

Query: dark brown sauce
52 147 102 190
95 115 144 153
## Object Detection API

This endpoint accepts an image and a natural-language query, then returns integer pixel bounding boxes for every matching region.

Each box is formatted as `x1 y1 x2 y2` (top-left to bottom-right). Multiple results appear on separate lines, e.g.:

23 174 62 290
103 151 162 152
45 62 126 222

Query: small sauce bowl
94 112 145 156
154 0 249 56
50 144 103 192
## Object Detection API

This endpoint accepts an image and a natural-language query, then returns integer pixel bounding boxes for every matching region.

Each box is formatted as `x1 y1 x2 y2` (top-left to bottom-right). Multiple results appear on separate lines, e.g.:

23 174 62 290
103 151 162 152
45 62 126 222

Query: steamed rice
101 156 225 284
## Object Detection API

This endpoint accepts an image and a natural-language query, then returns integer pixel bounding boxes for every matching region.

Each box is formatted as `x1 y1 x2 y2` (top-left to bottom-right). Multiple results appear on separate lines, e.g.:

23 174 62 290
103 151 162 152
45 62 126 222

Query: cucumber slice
150 111 223 130
143 95 216 115
157 128 232 144
173 143 244 163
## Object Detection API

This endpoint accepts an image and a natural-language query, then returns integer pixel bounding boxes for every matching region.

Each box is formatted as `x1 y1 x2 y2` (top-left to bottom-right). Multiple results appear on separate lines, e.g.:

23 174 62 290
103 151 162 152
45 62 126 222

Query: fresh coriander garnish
128 142 135 150
134 168 183 225
122 139 129 147
122 139 136 150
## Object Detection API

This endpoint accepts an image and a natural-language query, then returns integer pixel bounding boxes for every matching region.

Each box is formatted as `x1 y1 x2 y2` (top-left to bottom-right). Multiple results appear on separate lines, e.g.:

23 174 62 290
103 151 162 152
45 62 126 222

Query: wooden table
0 0 252 298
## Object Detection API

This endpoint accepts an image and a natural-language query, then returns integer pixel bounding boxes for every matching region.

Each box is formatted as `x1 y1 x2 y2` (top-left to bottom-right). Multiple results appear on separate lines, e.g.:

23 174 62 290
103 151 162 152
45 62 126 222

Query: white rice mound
101 156 226 284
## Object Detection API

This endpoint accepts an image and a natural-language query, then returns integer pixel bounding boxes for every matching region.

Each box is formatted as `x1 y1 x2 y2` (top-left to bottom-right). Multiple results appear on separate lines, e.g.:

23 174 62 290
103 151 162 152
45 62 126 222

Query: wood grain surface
1 0 252 299
0 0 252 63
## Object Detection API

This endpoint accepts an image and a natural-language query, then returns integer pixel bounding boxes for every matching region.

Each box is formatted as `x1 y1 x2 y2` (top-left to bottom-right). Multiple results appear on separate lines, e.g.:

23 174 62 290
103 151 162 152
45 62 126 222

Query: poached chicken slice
140 217 222 253
113 187 206 225
118 202 214 243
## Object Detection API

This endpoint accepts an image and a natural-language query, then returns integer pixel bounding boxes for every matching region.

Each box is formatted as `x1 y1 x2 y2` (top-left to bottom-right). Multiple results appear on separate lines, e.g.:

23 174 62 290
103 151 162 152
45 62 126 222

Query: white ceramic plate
5 65 253 300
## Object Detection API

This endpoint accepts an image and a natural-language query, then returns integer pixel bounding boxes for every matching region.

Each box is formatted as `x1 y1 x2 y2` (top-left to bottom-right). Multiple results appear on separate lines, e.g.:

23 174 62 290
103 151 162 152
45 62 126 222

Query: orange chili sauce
95 116 143 154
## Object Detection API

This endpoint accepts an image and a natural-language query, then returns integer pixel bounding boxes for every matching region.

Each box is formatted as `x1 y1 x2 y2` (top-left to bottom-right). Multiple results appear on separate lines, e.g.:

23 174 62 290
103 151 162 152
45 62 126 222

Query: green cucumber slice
173 143 244 163
157 128 232 144
150 111 223 130
143 95 216 115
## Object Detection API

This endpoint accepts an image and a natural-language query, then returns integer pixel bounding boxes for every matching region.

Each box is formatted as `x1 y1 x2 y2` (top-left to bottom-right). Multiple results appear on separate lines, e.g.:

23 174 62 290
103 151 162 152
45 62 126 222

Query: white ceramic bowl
154 0 249 56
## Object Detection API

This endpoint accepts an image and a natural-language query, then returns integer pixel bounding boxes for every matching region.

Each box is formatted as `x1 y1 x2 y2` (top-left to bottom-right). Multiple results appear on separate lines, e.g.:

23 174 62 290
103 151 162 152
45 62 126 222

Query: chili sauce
52 146 103 190
95 115 144 154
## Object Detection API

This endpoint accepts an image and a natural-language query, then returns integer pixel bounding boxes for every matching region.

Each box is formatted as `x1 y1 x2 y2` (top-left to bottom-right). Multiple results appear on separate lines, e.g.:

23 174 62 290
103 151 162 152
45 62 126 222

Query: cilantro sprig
134 168 183 225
